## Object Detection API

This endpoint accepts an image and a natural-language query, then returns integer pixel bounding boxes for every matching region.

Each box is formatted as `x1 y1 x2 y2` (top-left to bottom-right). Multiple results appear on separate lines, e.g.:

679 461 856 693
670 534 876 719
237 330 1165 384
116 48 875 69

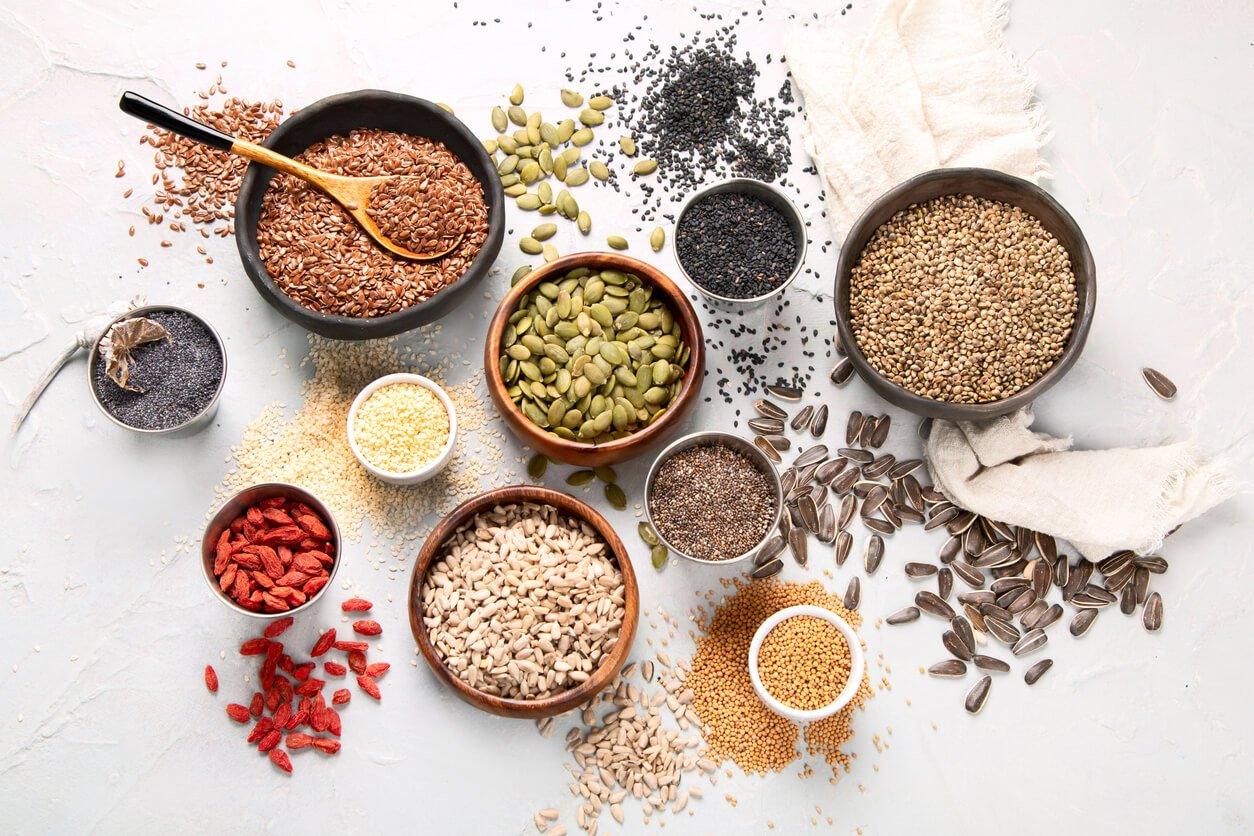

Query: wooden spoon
119 91 462 261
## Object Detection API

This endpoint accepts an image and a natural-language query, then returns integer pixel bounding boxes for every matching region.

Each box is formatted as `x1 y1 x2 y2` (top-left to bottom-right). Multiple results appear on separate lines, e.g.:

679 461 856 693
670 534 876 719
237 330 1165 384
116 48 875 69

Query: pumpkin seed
571 128 594 146
588 95 614 111
519 237 543 254
605 483 627 510
511 265 533 286
526 453 548 479
607 235 629 250
560 89 584 107
566 469 596 486
633 158 658 175
577 211 592 234
651 544 668 569
590 160 610 181
618 135 637 156
638 522 660 546
491 106 508 133
532 223 558 241
508 83 524 105
650 227 665 252
508 105 527 126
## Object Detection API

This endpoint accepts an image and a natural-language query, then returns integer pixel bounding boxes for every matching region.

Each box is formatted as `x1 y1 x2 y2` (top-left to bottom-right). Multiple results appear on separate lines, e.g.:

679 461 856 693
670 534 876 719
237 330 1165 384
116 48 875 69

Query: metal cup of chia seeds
87 304 227 436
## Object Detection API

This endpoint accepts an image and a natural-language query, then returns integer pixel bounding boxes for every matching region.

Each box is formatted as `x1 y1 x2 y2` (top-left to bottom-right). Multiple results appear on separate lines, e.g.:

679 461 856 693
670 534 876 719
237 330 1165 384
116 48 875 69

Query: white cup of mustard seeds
748 605 865 724
347 373 457 486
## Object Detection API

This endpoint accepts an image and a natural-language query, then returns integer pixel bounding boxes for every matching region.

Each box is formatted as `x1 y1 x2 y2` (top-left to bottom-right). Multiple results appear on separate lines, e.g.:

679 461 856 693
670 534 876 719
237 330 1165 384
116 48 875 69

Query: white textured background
1 1 1251 833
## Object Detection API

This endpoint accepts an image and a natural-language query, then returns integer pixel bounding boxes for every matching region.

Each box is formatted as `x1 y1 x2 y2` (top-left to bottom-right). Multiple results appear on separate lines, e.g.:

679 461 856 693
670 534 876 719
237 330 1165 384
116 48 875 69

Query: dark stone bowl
834 167 1096 421
235 90 504 340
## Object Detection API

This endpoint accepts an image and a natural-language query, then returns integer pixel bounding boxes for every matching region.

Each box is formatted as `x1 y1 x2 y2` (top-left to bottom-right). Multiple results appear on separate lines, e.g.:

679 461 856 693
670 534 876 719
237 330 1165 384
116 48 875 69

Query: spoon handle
118 91 235 151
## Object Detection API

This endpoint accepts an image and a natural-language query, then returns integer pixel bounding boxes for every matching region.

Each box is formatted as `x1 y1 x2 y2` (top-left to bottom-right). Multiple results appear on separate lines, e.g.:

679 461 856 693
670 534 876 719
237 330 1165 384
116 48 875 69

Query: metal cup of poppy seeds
672 177 807 307
201 482 342 619
87 304 227 437
643 430 784 566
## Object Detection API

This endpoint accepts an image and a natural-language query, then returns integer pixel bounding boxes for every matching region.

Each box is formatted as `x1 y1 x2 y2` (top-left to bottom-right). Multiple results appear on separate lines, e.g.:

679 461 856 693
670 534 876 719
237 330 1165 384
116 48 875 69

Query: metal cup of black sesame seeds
673 177 808 307
87 304 227 437
644 430 784 566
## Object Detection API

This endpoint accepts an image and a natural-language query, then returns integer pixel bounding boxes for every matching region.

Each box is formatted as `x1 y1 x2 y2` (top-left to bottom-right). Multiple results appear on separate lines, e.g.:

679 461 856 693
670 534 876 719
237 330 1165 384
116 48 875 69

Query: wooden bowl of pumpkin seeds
486 252 705 466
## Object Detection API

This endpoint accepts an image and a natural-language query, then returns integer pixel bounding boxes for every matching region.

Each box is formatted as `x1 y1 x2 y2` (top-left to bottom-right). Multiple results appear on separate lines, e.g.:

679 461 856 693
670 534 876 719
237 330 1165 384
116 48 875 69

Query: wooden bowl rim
408 485 639 718
833 167 1096 421
483 251 706 458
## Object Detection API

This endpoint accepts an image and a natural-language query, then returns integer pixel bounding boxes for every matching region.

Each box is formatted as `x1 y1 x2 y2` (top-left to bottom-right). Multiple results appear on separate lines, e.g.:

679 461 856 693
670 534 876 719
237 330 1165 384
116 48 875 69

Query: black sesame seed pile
91 310 223 431
676 192 797 299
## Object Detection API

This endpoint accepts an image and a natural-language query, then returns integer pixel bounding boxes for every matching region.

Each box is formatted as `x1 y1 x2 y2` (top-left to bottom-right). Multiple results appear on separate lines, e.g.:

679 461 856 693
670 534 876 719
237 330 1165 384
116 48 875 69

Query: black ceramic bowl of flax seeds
88 305 227 436
674 177 807 305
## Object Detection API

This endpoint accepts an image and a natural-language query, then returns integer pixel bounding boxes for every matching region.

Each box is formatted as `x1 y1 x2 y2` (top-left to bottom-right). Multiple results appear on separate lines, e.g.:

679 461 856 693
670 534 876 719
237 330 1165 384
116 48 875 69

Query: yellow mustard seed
353 382 450 473
757 615 851 711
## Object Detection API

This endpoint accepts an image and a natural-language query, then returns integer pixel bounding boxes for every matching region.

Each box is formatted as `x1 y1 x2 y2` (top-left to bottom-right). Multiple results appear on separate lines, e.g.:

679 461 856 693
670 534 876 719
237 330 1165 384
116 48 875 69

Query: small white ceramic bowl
347 373 457 486
748 605 866 724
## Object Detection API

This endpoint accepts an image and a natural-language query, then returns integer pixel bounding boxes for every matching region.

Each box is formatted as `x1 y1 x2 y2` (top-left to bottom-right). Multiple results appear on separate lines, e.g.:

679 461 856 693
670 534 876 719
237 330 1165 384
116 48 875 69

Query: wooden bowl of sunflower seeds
408 485 639 719
834 167 1096 421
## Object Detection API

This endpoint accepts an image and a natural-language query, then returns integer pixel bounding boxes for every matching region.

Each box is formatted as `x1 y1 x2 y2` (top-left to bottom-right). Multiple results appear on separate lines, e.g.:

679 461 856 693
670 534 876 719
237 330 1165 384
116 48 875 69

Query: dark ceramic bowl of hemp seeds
88 304 227 436
674 177 807 305
834 167 1096 422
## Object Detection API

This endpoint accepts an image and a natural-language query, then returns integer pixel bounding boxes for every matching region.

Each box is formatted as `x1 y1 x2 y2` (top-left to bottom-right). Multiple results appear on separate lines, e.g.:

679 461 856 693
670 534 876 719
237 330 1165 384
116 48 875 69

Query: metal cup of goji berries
201 483 342 619
346 373 457 486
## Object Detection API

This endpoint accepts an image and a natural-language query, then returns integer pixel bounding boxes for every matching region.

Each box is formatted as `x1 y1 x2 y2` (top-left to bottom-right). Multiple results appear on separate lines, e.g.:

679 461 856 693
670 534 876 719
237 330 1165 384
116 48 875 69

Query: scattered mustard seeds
353 383 450 473
685 578 872 777
757 615 851 711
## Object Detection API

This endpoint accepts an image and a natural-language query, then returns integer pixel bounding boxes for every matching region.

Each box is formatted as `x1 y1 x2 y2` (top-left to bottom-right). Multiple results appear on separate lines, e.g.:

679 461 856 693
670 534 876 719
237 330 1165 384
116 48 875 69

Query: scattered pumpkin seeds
618 136 637 156
651 544 668 569
566 469 596 487
532 223 557 241
633 158 658 175
508 83 525 106
607 235 629 250
527 453 548 480
650 227 665 252
605 483 627 510
560 89 584 107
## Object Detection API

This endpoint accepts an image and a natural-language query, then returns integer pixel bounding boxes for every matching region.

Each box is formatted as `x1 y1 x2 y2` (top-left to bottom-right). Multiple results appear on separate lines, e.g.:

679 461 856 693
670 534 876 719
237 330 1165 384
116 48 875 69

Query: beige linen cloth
786 0 1235 558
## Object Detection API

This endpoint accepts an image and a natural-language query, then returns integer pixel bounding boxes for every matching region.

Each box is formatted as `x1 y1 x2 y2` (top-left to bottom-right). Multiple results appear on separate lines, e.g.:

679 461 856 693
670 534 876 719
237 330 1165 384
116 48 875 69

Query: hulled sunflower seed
929 660 967 678
886 606 920 625
1069 608 1098 637
843 576 860 610
1024 659 1053 685
965 676 992 714
1143 592 1163 631
1141 367 1177 400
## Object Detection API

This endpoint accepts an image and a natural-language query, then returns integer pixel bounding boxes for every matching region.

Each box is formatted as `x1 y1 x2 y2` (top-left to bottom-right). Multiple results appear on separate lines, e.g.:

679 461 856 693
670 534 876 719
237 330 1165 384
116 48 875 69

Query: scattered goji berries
207 598 384 776
211 498 336 614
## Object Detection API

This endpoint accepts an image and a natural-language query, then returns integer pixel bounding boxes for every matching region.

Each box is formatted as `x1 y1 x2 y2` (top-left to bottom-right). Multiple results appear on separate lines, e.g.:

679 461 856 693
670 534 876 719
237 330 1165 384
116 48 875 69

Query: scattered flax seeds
221 335 506 541
685 578 872 778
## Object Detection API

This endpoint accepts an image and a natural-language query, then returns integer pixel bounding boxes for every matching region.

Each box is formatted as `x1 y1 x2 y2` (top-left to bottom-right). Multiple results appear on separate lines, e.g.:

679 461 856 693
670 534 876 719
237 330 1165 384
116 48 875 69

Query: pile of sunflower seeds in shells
744 379 1171 717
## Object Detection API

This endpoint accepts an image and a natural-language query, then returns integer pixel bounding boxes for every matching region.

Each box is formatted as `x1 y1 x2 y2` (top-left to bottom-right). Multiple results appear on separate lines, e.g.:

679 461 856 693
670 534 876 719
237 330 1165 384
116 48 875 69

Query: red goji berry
347 651 367 675
239 638 269 656
249 692 263 717
311 738 341 754
286 732 314 750
357 675 381 700
263 616 294 639
364 662 390 679
291 662 316 682
331 688 351 705
285 709 308 730
341 598 373 612
352 620 382 636
273 703 291 729
268 748 293 774
257 729 281 752
333 641 369 652
247 717 275 744
225 704 251 723
295 678 325 697
323 661 347 677
204 665 218 693
327 707 342 737
310 628 336 657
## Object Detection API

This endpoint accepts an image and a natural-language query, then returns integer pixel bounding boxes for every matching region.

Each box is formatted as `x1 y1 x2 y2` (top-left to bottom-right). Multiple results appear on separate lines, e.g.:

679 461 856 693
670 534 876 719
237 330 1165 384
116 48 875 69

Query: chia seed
91 309 224 431
648 443 776 562
676 192 798 299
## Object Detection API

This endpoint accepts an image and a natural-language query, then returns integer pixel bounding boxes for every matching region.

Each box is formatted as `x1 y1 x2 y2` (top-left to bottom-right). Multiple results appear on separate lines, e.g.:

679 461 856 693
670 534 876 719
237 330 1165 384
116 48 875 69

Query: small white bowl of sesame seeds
347 373 457 486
